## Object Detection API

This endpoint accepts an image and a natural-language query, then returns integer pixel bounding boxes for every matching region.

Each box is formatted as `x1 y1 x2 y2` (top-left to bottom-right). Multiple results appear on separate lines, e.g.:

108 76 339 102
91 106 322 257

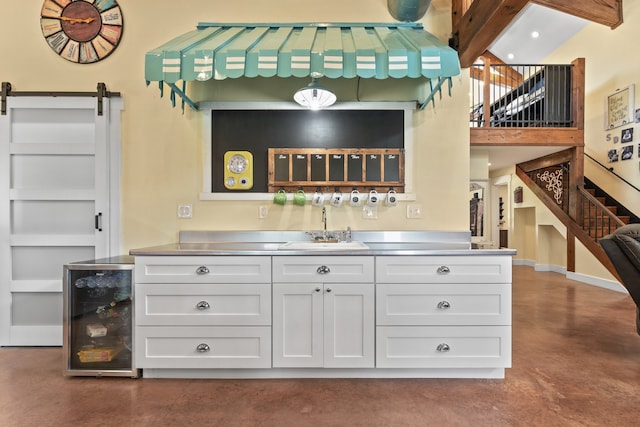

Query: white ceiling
489 3 589 64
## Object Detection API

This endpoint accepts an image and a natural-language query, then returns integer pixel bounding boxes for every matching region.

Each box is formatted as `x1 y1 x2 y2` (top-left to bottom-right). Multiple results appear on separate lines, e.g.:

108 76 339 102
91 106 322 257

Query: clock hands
59 16 96 24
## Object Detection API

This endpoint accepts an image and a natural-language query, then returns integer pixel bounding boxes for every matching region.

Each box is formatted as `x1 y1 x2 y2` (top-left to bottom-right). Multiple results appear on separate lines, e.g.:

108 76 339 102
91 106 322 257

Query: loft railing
470 63 574 128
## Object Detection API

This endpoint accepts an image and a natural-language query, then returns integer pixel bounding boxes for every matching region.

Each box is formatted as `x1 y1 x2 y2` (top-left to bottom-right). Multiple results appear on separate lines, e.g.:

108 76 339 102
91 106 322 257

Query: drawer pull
196 301 211 310
196 343 211 353
436 343 450 352
195 266 210 275
317 265 330 274
436 265 451 275
437 300 451 309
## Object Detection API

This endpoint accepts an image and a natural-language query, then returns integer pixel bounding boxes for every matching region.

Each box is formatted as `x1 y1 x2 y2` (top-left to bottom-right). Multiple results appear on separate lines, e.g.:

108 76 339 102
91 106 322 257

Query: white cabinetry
272 256 374 368
375 256 511 373
135 256 271 370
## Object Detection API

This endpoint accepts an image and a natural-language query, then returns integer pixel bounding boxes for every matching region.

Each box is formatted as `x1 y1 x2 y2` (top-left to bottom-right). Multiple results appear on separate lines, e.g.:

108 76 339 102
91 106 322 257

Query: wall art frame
606 84 635 130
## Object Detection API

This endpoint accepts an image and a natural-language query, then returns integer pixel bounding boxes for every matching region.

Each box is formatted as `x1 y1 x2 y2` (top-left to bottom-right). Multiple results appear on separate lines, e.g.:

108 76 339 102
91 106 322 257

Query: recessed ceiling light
531 31 540 38
507 53 515 60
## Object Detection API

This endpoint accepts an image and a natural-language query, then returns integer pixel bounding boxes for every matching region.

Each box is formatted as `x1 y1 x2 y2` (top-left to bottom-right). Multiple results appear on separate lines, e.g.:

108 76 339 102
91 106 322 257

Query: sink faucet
321 207 328 241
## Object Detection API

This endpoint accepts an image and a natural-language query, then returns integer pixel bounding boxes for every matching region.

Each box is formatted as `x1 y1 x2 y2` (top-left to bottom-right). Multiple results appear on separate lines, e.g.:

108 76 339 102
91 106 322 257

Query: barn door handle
95 212 103 232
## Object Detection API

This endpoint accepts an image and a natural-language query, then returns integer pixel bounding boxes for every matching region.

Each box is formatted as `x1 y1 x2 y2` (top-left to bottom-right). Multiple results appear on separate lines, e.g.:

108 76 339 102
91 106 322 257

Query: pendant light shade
293 78 336 109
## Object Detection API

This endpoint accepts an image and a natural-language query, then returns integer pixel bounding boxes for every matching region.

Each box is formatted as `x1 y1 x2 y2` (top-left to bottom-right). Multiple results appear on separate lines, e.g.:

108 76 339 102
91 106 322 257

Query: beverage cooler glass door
63 262 138 377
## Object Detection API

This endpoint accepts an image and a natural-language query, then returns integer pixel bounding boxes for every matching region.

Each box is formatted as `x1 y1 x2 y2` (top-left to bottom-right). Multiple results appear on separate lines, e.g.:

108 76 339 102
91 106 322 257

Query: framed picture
621 145 634 160
606 85 635 130
622 127 634 143
608 149 619 163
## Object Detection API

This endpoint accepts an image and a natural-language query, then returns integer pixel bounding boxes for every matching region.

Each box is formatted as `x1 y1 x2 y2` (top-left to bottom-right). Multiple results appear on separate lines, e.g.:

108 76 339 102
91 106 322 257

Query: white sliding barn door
0 95 122 346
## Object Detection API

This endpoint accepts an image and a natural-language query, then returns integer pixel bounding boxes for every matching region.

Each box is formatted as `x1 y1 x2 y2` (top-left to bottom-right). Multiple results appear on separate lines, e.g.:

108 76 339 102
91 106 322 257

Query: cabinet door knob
196 343 211 352
196 301 210 310
315 287 322 292
326 287 332 293
316 265 330 274
437 300 451 309
196 266 210 275
436 265 450 275
436 343 450 352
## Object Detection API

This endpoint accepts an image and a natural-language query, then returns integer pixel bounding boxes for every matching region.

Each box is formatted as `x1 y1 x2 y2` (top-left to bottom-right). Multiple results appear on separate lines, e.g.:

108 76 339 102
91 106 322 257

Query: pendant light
293 76 336 110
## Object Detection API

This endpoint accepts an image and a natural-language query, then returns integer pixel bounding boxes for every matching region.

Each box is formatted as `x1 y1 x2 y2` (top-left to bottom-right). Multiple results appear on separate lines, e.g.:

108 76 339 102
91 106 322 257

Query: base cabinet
133 253 511 378
134 256 272 370
272 282 374 368
375 256 512 371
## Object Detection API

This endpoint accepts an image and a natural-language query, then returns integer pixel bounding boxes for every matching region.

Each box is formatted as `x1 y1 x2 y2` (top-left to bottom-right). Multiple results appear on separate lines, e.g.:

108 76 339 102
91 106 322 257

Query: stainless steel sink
278 241 369 251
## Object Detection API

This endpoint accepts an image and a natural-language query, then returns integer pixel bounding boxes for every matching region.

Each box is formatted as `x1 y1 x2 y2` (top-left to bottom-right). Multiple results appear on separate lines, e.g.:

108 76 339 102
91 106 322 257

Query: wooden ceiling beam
479 51 524 86
453 0 530 68
531 0 623 29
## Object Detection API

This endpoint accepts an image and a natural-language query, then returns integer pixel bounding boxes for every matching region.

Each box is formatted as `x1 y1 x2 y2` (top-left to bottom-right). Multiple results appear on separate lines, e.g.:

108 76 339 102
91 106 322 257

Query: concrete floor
1 265 639 426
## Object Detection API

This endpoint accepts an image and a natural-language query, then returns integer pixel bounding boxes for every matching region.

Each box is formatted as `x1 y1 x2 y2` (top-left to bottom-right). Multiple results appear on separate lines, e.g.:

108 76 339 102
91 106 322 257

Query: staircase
580 187 629 239
514 148 637 280
583 177 639 238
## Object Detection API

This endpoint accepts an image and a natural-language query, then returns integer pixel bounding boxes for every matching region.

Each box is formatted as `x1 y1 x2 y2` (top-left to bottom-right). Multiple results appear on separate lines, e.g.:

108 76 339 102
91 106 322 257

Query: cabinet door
1 96 122 346
272 283 323 367
323 283 374 368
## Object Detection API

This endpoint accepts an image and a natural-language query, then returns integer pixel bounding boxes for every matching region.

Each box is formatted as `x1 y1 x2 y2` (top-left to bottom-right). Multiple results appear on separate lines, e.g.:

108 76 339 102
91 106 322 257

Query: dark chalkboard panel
384 154 400 181
211 109 404 192
292 154 308 181
329 154 344 181
310 154 326 181
274 153 289 181
365 154 381 182
347 154 363 182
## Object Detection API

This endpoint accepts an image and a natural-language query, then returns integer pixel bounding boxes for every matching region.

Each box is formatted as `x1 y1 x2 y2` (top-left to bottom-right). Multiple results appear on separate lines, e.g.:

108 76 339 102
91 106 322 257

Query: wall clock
40 0 124 64
224 151 254 190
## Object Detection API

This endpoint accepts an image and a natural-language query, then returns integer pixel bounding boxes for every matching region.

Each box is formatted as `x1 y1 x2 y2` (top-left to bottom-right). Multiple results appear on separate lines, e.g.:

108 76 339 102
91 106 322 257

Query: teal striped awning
145 22 461 109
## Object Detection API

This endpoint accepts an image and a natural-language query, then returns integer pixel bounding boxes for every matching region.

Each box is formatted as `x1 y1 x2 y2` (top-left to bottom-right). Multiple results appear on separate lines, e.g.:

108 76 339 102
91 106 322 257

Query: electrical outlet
178 204 193 219
363 205 378 219
258 205 269 219
406 204 422 219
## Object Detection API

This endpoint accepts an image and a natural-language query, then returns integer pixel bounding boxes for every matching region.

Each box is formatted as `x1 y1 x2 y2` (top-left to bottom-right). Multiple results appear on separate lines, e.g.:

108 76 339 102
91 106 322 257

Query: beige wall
2 1 471 251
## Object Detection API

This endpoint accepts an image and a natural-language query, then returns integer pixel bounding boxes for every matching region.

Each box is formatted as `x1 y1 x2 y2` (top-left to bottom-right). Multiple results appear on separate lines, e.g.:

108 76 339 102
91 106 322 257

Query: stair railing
576 185 626 240
585 152 640 193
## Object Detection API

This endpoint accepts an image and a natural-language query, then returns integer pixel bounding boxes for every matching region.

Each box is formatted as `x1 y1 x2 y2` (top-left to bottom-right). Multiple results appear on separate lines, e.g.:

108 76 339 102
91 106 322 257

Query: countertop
129 230 516 256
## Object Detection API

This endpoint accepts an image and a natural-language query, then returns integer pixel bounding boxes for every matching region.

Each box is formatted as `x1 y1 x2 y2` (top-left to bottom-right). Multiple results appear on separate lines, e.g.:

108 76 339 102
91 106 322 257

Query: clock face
228 154 249 174
40 0 124 64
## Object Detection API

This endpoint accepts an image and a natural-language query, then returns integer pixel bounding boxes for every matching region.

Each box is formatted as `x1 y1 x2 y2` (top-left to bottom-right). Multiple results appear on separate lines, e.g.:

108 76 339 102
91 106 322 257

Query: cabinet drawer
376 326 511 369
273 256 374 283
135 256 271 284
136 326 271 369
376 256 511 284
136 283 271 326
376 283 511 326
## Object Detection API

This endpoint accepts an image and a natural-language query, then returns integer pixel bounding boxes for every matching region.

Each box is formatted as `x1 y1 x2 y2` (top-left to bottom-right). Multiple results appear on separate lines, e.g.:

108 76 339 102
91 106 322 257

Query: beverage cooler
63 256 138 377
